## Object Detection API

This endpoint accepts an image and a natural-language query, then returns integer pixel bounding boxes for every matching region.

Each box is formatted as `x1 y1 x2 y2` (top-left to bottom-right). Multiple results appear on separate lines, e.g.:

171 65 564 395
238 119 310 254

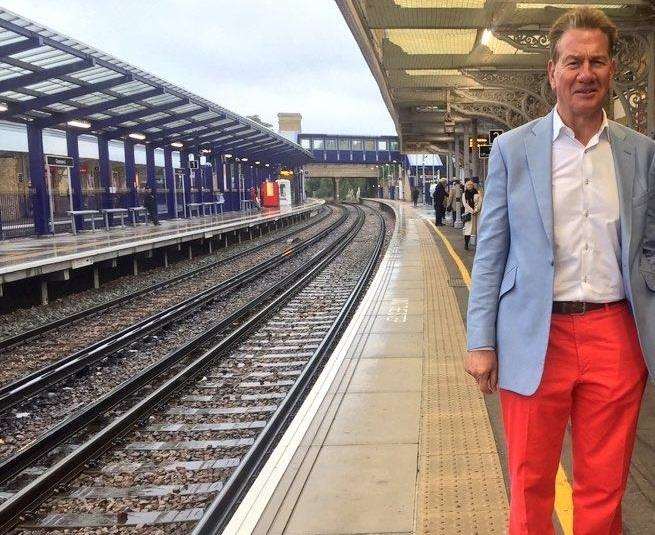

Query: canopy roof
337 0 655 153
0 8 313 164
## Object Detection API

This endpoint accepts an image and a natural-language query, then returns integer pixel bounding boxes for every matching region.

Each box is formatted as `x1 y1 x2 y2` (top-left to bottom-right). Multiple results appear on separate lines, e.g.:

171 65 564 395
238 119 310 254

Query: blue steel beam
65 131 84 228
149 117 227 143
26 124 49 234
97 135 112 209
124 140 137 207
91 98 190 129
36 87 164 128
0 36 43 58
187 124 251 142
0 58 94 93
163 146 175 217
1 74 133 117
109 109 211 139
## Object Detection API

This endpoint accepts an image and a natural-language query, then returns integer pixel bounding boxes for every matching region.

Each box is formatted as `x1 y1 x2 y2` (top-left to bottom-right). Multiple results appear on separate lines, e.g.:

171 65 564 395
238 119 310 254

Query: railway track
0 205 341 411
0 205 351 475
0 205 328 353
0 203 388 533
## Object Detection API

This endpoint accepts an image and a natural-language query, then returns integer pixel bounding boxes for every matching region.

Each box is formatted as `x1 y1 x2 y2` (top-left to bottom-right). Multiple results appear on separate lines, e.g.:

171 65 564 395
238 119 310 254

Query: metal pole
472 119 479 178
45 161 55 234
647 31 655 139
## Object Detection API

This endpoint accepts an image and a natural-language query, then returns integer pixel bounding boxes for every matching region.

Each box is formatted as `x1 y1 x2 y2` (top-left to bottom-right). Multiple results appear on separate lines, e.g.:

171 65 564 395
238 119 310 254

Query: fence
0 191 34 238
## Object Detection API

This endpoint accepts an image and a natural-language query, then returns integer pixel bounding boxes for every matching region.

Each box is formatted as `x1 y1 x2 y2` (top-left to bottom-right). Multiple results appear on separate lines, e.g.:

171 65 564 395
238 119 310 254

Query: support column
463 122 471 178
164 146 175 218
97 135 112 209
66 131 84 229
27 124 49 235
214 153 225 193
145 144 157 191
471 119 479 179
647 31 655 139
124 140 137 207
180 150 191 217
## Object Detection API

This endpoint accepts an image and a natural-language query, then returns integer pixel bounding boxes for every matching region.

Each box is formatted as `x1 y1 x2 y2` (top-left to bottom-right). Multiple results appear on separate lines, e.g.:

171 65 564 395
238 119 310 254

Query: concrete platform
223 200 508 535
0 200 323 285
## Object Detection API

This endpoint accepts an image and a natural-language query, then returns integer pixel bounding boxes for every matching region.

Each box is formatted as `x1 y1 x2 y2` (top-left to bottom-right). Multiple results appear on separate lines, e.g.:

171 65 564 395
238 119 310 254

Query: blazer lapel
608 122 635 266
524 112 554 249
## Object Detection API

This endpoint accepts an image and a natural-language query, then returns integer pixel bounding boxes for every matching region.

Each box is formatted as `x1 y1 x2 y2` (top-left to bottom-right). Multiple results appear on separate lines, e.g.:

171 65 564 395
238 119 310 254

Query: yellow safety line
427 218 574 535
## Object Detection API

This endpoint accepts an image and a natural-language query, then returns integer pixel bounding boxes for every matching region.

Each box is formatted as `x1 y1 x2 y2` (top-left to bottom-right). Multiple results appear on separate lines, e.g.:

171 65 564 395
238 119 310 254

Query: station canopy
337 0 655 153
0 8 313 165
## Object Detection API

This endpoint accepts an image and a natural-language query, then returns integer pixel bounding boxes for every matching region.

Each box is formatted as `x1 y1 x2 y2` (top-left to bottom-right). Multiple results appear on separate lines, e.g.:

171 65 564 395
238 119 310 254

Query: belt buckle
570 302 586 315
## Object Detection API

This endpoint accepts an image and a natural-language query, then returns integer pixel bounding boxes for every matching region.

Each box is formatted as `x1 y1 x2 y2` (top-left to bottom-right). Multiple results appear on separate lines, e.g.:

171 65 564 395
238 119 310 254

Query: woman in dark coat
432 179 447 226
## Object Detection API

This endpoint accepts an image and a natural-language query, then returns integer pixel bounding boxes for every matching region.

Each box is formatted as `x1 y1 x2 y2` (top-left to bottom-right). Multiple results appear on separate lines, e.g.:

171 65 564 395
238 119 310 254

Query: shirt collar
552 106 608 144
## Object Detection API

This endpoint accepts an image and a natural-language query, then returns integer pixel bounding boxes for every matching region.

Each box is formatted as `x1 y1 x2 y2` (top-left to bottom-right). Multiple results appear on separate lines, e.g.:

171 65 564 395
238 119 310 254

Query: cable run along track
0 203 390 533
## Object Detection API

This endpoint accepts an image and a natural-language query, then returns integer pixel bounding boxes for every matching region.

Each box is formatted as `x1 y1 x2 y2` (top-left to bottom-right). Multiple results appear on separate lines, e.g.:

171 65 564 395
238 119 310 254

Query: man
465 7 655 534
432 178 447 226
143 186 159 226
412 185 420 207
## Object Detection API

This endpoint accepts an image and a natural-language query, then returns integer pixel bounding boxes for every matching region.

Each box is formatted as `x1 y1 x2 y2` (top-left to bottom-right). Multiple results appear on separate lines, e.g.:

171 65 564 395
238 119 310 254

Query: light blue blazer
466 109 655 395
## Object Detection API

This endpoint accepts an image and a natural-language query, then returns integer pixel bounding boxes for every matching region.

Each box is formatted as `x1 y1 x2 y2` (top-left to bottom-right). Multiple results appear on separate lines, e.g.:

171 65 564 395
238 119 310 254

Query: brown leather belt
552 300 626 315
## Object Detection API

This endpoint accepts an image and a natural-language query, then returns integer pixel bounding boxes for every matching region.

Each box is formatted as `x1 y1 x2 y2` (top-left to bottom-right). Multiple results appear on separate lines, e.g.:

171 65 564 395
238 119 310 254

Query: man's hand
464 349 498 395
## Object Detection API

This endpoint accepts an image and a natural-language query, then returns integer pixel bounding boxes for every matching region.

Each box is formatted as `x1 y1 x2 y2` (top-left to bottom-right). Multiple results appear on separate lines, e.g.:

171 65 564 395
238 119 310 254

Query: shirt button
584 210 589 218
584 179 590 185
583 276 588 283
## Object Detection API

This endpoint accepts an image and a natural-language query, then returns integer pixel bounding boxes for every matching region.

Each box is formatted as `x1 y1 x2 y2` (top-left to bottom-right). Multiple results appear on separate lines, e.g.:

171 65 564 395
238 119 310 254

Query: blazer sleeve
644 154 655 260
466 140 510 351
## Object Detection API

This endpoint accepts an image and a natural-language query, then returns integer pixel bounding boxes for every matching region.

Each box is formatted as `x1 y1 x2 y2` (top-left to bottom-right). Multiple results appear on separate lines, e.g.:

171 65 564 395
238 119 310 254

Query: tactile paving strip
416 219 508 534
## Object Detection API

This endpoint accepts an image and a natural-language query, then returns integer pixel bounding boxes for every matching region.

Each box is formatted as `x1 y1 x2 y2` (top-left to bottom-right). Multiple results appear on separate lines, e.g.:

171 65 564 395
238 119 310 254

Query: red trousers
500 301 647 535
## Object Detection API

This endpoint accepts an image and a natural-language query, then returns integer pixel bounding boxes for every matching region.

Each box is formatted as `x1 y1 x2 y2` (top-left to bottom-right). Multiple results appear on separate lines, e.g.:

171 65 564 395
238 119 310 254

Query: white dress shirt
551 107 624 302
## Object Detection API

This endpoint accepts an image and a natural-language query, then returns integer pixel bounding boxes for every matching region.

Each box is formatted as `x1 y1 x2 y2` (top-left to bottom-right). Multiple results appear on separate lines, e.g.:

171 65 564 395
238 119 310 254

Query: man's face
547 28 615 118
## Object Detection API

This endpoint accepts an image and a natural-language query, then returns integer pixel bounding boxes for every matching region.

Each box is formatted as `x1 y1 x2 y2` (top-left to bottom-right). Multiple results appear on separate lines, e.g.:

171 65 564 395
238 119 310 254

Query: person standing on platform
432 178 447 226
462 180 480 250
411 186 419 207
465 7 655 534
144 186 159 226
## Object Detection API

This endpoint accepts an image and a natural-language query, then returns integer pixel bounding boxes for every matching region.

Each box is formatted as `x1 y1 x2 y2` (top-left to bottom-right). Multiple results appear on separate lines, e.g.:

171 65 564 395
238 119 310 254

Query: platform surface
225 200 508 535
0 200 322 282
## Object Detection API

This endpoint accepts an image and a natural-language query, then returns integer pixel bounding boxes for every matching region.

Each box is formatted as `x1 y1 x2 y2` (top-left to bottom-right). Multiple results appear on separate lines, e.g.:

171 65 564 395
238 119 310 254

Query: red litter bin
260 180 280 208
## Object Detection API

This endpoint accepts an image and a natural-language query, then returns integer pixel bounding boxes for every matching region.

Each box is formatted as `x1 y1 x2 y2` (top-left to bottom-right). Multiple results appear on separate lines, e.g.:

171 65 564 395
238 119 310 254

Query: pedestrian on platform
432 178 447 226
465 7 655 534
411 186 419 207
144 187 159 226
462 180 480 250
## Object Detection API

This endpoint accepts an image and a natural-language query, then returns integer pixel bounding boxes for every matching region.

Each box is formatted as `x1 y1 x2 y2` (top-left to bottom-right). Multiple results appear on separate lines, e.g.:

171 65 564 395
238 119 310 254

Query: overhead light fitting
481 29 493 46
240 157 248 162
171 141 184 148
0 102 9 112
224 153 233 158
201 148 212 154
67 119 91 129
255 161 260 165
265 163 270 167
128 133 146 140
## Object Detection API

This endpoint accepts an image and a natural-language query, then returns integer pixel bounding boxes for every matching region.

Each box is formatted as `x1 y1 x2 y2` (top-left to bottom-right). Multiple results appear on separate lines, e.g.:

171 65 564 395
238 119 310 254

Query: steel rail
0 206 342 412
0 207 328 351
193 206 386 534
0 205 366 533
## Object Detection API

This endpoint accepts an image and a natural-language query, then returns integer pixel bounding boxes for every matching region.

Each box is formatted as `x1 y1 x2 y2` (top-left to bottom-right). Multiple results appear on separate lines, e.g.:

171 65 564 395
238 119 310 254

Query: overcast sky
1 0 397 136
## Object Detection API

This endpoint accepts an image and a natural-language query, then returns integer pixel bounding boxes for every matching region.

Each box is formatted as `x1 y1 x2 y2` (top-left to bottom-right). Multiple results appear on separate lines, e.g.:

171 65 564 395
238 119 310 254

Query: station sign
488 129 503 145
188 160 199 169
478 144 491 159
45 155 74 167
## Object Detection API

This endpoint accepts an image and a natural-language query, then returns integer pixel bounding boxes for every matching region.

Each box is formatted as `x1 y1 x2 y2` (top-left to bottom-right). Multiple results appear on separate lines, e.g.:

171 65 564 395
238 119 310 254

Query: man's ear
547 59 556 91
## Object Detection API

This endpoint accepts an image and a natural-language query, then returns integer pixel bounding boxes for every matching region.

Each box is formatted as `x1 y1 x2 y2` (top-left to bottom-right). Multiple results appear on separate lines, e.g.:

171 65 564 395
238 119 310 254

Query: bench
127 206 148 225
100 208 128 230
187 202 203 218
66 209 101 234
